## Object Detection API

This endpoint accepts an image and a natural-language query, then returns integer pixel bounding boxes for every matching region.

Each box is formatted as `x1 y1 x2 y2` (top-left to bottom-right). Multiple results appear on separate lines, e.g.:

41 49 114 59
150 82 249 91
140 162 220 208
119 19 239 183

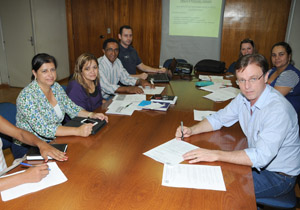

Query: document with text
204 87 240 102
106 100 140 115
143 139 199 165
1 162 68 201
162 164 226 191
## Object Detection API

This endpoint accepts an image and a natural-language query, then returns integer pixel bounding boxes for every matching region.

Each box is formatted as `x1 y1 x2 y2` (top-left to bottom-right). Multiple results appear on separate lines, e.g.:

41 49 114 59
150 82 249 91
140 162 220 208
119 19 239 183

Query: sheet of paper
106 100 140 115
113 94 146 102
194 110 216 121
143 139 199 165
162 164 226 191
198 75 232 87
204 87 240 102
1 162 68 201
200 83 225 92
198 75 211 81
139 86 165 95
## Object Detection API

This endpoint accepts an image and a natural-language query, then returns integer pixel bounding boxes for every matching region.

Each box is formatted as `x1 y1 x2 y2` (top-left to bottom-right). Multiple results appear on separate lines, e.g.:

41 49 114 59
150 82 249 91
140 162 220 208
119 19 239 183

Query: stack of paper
138 100 171 112
106 94 146 115
203 87 240 102
150 95 178 105
143 139 226 191
199 75 232 89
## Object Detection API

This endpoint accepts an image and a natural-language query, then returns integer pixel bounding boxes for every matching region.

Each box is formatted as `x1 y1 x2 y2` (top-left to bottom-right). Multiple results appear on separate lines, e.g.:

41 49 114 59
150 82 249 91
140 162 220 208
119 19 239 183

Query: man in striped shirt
98 38 153 99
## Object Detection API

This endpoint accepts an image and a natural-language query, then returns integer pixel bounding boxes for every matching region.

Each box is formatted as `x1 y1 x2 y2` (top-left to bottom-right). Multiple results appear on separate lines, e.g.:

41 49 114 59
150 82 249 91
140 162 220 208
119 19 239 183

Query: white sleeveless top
53 104 64 121
0 138 8 173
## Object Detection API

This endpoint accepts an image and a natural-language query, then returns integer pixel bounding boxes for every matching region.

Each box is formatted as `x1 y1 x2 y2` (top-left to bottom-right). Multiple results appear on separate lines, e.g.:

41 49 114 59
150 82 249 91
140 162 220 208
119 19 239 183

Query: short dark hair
119 25 132 35
235 54 269 74
103 38 119 50
271 41 294 65
31 53 57 80
239 38 256 57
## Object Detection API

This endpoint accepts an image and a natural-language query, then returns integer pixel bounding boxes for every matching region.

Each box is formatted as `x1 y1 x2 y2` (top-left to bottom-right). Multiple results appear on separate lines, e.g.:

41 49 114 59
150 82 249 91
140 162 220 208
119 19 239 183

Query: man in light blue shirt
176 54 300 202
98 38 153 99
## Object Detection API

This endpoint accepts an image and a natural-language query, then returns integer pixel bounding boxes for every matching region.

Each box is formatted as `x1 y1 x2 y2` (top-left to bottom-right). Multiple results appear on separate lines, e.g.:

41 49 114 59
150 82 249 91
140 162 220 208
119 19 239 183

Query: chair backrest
61 84 67 92
0 102 17 125
163 58 187 68
0 102 17 144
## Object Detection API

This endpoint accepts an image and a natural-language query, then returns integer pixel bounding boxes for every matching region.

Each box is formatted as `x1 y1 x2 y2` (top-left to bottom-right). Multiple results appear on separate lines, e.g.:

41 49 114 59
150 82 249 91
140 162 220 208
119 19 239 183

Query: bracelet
88 112 93 118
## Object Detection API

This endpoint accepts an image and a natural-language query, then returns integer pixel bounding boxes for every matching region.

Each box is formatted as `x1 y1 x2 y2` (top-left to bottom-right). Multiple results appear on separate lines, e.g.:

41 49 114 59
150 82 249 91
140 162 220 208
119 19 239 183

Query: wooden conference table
0 76 256 210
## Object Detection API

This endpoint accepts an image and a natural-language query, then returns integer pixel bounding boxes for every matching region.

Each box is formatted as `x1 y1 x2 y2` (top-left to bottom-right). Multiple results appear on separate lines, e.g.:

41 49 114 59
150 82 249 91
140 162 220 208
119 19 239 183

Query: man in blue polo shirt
176 54 300 204
118 25 166 80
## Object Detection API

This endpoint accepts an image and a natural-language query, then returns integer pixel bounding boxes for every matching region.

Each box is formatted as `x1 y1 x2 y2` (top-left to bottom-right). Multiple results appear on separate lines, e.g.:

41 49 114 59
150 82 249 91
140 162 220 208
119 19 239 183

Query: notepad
0 162 68 201
26 144 68 160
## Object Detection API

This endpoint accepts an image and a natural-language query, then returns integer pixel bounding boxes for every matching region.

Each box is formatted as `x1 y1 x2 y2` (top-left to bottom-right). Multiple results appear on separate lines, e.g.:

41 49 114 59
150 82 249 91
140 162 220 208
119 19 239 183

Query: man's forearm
190 118 214 135
216 150 253 166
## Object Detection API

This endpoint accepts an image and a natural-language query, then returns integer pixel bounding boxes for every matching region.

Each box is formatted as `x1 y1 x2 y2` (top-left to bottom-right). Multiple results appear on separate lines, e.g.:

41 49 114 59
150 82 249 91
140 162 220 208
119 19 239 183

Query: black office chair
163 58 187 69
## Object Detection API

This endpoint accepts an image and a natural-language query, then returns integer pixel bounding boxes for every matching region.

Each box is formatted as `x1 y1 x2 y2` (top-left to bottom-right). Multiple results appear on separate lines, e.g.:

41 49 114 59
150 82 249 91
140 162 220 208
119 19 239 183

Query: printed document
194 110 216 121
162 164 226 191
204 87 240 102
106 100 140 115
143 139 199 165
1 162 67 201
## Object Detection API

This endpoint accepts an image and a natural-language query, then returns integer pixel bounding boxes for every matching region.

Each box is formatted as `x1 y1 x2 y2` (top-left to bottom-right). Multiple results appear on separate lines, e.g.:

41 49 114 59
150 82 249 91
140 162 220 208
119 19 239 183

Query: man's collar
103 55 115 66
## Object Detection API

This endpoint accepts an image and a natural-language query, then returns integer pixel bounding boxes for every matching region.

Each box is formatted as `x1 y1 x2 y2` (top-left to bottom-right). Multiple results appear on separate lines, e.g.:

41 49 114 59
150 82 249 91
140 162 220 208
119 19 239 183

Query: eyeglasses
236 73 264 85
105 48 119 53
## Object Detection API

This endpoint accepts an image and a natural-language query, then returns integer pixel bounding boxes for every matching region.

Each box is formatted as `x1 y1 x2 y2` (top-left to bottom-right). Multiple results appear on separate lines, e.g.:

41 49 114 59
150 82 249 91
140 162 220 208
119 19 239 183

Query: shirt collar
103 55 115 67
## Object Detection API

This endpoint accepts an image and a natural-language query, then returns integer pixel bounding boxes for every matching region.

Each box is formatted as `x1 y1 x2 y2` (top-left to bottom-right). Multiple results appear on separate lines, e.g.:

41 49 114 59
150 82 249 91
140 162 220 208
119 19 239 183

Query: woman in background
67 53 104 111
227 38 256 74
268 41 300 113
16 53 108 155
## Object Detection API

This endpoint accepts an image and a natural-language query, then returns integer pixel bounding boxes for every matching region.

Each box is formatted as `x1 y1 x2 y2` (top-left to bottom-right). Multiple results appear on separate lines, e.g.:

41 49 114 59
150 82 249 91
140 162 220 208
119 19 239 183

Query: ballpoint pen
124 103 132 109
20 162 51 170
181 121 184 140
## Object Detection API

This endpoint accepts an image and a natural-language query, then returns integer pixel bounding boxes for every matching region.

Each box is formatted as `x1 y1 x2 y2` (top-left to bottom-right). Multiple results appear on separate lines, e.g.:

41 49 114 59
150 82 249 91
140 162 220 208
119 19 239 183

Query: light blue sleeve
206 94 241 130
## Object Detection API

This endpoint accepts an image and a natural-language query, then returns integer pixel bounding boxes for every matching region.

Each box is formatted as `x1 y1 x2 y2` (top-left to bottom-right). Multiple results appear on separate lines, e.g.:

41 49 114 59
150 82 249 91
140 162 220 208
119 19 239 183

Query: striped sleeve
275 70 299 88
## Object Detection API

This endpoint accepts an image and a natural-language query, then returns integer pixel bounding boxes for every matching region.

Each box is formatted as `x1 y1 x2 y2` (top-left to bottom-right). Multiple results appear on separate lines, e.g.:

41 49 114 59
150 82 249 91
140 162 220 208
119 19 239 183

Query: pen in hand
181 121 184 140
20 162 51 171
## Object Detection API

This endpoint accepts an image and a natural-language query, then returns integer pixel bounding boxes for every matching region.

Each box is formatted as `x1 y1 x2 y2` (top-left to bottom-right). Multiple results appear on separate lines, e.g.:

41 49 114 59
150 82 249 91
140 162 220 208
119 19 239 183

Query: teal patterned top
16 80 82 141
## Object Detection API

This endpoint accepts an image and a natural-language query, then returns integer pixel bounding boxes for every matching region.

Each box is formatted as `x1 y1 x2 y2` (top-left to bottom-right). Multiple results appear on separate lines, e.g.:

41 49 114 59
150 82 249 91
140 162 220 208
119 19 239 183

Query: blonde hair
72 53 99 94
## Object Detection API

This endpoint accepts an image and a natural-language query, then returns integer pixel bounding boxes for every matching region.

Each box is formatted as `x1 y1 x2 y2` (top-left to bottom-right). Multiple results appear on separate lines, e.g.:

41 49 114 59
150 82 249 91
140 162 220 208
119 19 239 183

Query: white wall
31 0 69 80
286 0 300 69
0 17 9 85
0 0 69 86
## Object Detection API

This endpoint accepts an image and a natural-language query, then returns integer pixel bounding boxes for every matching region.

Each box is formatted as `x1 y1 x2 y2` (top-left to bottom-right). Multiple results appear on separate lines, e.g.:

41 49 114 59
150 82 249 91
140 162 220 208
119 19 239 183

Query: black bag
194 59 226 73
